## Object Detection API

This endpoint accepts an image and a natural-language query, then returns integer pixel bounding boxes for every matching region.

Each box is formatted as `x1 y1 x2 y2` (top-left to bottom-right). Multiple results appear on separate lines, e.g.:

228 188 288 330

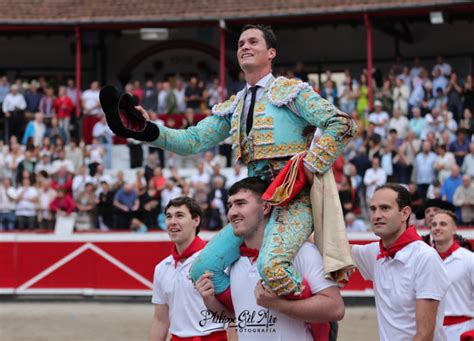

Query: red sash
170 330 227 341
377 226 422 260
461 329 474 341
444 316 473 326
437 242 460 260
239 244 259 263
171 237 207 268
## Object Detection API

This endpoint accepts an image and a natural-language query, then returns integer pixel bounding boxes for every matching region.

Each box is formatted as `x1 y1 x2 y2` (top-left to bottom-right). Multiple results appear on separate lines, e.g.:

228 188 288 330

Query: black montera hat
99 85 159 142
415 198 456 220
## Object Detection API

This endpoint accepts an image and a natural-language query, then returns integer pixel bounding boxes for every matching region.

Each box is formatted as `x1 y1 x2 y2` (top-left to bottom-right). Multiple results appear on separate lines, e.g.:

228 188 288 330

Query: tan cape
311 170 355 283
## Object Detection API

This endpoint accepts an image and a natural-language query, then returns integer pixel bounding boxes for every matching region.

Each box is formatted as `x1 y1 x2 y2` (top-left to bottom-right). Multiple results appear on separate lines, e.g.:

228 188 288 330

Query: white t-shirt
81 89 101 116
442 246 474 318
352 241 450 341
152 250 226 337
230 242 336 341
363 168 387 201
368 111 390 138
51 159 75 174
72 175 94 198
4 153 24 179
160 186 182 210
0 186 17 212
189 172 210 186
15 186 38 217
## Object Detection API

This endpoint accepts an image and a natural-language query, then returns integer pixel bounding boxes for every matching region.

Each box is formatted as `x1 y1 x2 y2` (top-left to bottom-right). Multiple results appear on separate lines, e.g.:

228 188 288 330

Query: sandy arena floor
0 302 378 340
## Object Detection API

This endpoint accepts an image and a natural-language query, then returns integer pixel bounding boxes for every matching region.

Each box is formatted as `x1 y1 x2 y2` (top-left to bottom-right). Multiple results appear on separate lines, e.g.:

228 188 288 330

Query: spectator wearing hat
416 198 456 229
417 198 473 252
368 100 389 138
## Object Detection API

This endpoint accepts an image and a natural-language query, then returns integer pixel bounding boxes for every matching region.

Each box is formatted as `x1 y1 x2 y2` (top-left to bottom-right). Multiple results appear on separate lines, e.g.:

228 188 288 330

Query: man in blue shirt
414 141 437 199
113 183 139 230
440 164 462 204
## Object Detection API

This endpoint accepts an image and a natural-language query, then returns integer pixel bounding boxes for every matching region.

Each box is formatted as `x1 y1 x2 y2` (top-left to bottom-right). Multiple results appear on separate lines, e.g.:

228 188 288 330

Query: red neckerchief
437 242 460 260
171 237 206 268
377 226 422 260
239 244 259 263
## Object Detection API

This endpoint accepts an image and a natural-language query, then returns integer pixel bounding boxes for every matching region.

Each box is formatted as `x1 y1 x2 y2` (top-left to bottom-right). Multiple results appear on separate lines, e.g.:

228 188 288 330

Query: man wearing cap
430 210 474 340
100 24 355 297
352 183 450 340
149 196 227 341
368 100 389 138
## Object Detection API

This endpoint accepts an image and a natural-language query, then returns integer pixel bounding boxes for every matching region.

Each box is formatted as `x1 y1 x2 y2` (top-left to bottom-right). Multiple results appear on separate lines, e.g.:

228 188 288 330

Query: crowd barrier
1 230 473 297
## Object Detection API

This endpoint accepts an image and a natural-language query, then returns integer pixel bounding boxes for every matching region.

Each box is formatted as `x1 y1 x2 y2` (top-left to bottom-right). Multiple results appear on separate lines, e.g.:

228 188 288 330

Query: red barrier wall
1 231 472 297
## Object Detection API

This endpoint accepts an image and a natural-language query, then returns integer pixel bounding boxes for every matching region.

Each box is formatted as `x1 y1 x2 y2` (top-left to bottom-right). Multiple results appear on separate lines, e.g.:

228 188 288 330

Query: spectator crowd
1 55 474 232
